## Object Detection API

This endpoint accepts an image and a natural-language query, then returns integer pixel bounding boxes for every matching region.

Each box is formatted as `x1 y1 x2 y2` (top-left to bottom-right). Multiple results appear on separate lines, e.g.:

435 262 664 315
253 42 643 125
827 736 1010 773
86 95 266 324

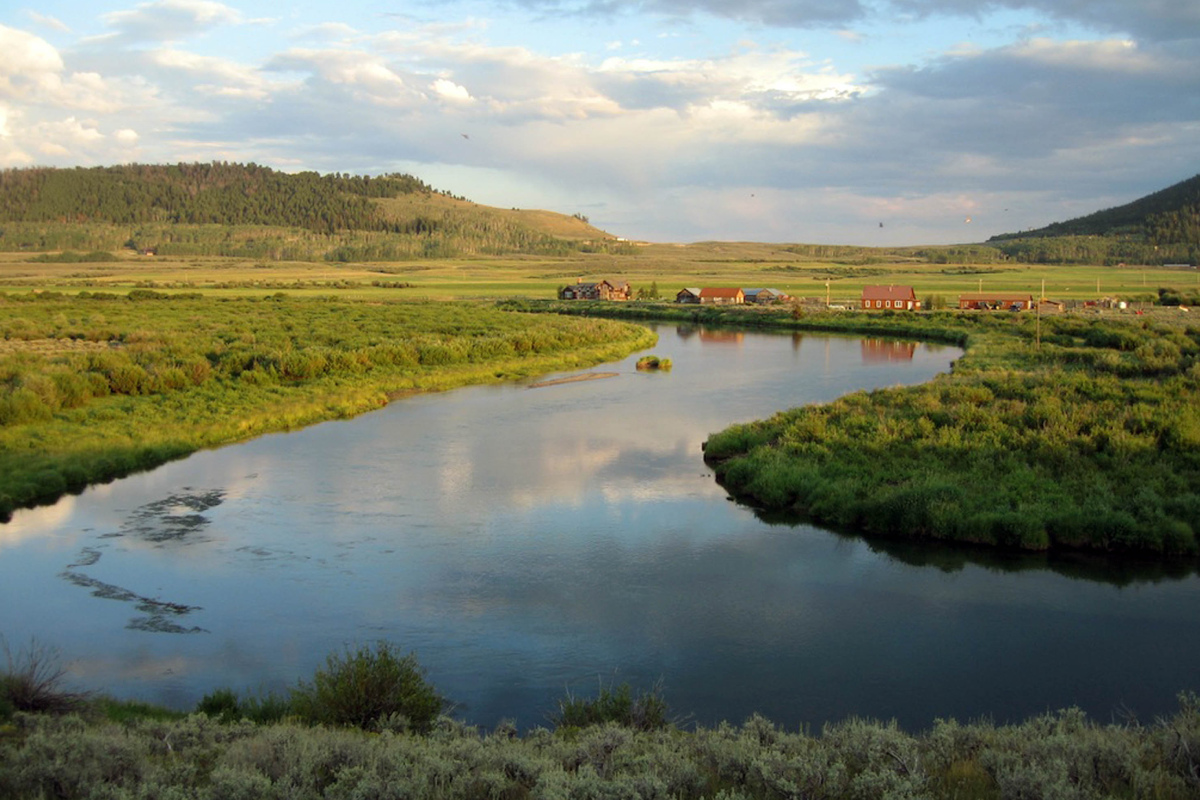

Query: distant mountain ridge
990 173 1200 244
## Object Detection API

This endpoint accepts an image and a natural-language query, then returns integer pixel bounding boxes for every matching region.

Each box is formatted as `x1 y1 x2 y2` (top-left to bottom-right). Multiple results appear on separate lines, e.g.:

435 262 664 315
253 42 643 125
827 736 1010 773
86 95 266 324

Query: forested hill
0 163 620 260
0 163 433 234
989 173 1200 244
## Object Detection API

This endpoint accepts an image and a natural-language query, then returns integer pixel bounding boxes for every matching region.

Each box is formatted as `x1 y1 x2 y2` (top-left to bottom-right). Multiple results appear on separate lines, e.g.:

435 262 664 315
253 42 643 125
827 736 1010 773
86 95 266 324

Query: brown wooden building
861 285 920 311
958 293 1034 311
744 288 791 304
699 287 745 305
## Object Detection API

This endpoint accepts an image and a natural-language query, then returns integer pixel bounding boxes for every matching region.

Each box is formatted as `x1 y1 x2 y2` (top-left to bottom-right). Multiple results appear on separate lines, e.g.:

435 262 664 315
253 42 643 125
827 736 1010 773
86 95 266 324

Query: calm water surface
2 324 1198 730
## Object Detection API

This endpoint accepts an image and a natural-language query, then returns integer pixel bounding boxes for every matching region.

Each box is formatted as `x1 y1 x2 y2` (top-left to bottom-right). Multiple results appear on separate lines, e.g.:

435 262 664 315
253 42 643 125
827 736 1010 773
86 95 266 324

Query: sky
1 0 1198 246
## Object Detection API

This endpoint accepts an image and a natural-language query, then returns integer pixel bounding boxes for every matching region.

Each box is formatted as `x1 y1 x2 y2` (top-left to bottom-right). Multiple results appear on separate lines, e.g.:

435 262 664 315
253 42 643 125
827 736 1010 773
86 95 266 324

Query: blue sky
1 0 1198 245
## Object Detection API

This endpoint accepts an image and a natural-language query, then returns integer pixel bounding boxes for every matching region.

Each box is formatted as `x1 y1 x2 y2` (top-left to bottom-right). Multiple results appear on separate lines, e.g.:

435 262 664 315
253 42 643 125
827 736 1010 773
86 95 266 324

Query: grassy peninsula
0 291 655 521
516 300 1200 559
705 309 1200 556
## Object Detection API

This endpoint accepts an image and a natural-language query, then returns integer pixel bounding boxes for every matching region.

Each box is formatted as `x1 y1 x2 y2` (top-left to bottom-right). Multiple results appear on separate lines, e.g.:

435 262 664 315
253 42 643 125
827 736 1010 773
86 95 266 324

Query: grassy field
3 245 1198 303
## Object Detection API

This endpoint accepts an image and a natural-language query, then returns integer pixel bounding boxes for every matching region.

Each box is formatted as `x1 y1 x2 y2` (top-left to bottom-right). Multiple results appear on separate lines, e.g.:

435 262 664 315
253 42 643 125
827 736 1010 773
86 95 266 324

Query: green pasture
2 245 1199 303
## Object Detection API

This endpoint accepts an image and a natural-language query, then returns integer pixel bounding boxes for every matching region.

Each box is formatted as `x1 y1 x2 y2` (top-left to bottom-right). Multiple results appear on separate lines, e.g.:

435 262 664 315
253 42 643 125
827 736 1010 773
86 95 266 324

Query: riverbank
3 688 1199 799
0 294 656 521
513 299 1200 559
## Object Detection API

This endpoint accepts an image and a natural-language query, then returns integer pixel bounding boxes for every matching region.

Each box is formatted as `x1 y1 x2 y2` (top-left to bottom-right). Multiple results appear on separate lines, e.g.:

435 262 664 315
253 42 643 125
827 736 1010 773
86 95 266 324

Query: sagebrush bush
4 697 1200 799
288 642 445 733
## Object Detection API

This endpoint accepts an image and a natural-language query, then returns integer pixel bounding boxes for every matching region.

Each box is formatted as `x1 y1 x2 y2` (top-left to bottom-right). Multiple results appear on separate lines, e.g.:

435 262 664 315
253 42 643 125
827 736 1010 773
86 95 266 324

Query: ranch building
699 287 745 305
861 285 921 311
958 293 1035 311
744 288 791 304
559 279 632 301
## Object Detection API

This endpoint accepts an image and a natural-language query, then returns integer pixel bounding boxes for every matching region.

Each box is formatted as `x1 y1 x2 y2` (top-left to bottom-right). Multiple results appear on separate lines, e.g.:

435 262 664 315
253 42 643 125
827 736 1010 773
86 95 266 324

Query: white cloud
292 22 359 42
0 26 129 114
0 25 65 88
432 78 473 102
150 47 271 100
26 11 70 33
98 0 246 44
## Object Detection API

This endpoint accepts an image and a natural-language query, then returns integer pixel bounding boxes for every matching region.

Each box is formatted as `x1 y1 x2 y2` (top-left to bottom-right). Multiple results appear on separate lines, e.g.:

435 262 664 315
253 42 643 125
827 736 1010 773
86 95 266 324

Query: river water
2 323 1198 731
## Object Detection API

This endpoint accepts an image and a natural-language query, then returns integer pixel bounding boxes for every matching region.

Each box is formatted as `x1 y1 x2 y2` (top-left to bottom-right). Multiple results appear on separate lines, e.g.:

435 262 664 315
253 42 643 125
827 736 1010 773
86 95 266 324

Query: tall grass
0 293 655 520
0 637 88 717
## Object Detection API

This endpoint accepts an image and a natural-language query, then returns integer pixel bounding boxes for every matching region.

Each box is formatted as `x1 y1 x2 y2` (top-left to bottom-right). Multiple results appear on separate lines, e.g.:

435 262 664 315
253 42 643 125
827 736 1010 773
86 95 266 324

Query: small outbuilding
958 293 1035 311
861 285 920 311
676 287 702 304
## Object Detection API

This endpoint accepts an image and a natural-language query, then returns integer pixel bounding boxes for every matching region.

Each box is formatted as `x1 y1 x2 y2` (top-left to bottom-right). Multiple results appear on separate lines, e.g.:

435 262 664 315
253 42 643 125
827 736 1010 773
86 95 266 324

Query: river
2 323 1198 731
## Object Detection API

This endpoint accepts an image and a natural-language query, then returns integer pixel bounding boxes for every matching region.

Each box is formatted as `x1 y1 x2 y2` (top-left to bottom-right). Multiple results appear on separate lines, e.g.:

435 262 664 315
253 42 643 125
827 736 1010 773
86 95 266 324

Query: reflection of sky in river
3 325 1199 730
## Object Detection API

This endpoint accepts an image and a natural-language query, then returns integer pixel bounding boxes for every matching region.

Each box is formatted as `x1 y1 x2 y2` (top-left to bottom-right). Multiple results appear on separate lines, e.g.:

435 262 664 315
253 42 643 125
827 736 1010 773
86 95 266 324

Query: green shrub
636 355 672 371
552 679 671 732
288 643 445 732
198 687 292 725
197 687 241 721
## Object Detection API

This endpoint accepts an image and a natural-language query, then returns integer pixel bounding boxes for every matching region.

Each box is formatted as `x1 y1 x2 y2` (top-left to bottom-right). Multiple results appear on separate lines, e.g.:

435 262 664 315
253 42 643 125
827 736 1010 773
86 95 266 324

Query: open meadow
2 244 1198 304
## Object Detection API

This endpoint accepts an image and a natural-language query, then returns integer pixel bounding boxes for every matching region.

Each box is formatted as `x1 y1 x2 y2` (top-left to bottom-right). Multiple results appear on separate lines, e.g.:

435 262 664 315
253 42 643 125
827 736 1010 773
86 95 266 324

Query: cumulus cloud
0 26 130 113
432 78 474 102
0 25 65 89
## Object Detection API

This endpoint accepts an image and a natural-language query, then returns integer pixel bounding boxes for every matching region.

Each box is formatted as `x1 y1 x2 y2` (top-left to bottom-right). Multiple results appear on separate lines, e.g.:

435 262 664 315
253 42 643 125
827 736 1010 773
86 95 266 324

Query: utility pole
1035 297 1041 351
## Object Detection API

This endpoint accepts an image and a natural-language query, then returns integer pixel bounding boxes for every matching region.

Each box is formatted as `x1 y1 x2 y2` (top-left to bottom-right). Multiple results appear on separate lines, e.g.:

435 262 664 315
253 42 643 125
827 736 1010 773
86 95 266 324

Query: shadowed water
2 324 1198 730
